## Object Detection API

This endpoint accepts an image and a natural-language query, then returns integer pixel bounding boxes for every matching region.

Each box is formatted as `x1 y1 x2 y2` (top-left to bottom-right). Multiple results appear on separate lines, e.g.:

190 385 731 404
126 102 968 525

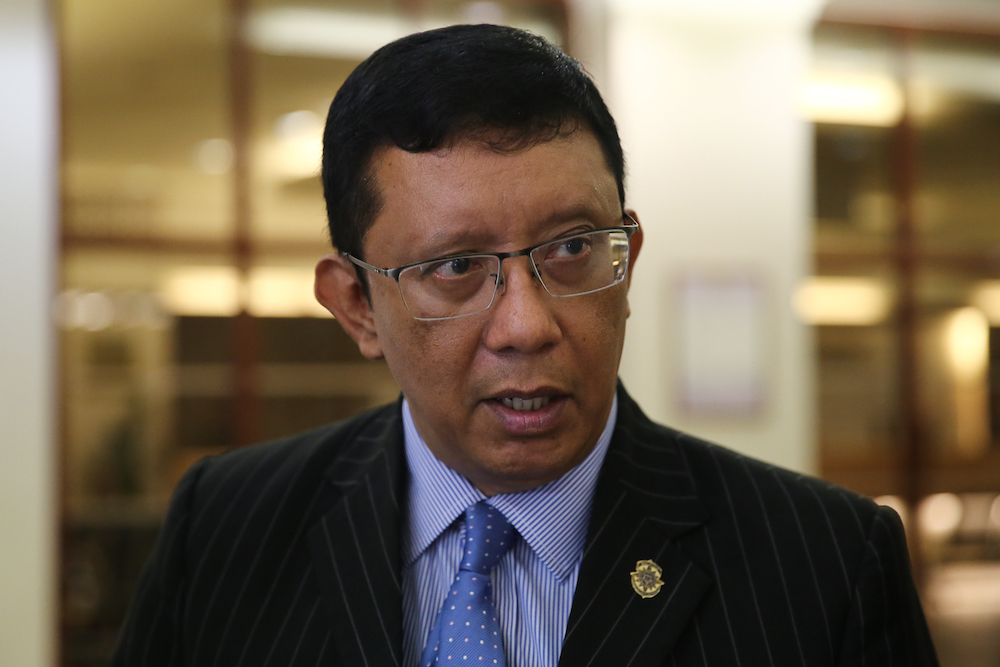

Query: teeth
500 396 551 412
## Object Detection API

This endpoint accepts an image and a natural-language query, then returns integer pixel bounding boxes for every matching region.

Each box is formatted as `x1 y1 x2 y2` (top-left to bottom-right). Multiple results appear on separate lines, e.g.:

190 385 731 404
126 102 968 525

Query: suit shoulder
186 400 402 505
682 429 877 513
615 387 881 530
668 429 885 546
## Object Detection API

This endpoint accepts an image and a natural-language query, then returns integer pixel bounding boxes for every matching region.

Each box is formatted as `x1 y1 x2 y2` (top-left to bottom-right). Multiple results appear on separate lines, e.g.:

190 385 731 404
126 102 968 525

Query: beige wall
0 0 58 664
602 0 824 473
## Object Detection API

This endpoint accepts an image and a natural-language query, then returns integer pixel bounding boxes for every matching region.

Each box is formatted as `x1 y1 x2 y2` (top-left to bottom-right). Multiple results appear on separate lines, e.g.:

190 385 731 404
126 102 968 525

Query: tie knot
461 501 514 574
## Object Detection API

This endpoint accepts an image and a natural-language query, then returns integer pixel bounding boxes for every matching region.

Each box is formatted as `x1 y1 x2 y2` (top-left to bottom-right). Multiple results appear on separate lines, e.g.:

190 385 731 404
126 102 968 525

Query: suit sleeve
836 505 939 667
108 457 209 667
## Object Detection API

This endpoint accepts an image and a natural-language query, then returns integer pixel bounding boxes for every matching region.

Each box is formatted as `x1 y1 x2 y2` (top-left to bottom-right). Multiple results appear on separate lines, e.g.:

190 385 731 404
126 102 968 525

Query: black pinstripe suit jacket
111 386 938 666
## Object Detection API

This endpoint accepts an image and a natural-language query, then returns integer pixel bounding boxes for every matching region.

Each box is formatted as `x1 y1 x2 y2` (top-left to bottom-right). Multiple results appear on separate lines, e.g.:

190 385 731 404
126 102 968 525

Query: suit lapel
308 405 407 667
560 389 712 667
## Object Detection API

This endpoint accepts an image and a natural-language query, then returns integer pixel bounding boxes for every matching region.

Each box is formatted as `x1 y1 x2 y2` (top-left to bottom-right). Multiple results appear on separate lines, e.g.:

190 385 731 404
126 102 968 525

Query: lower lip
486 396 567 436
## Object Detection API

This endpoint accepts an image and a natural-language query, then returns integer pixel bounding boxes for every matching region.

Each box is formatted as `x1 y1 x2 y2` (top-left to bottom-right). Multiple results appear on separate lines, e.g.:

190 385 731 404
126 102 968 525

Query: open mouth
498 396 550 412
488 390 566 434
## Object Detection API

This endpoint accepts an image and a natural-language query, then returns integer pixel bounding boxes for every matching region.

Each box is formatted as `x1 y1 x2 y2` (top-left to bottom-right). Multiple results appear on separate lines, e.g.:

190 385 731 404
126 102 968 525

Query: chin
480 456 575 495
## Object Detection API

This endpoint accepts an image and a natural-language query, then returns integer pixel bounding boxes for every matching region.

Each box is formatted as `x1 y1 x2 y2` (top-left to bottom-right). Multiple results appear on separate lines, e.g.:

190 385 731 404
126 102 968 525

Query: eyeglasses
342 215 639 321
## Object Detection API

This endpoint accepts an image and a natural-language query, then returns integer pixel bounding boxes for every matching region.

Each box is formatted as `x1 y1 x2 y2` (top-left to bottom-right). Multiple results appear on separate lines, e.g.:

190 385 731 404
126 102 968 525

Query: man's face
350 130 640 495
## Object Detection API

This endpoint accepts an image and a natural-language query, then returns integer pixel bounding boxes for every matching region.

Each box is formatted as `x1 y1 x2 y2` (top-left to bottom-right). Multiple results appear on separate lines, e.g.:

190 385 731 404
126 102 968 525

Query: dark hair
321 23 625 261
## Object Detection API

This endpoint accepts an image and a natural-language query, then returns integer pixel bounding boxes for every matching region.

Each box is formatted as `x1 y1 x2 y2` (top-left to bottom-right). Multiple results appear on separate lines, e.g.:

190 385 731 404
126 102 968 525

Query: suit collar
559 385 712 667
308 402 407 667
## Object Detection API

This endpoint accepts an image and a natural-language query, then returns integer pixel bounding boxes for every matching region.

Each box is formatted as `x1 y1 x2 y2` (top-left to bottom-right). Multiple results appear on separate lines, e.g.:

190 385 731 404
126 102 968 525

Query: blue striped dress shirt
401 396 617 667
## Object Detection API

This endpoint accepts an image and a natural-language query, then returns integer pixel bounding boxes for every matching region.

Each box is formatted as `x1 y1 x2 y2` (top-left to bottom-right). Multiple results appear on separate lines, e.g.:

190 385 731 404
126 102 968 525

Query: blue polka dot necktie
420 501 515 666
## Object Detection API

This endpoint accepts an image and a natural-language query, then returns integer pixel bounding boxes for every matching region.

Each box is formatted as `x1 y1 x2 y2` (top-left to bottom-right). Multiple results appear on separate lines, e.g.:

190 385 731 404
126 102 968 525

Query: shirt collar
402 395 617 582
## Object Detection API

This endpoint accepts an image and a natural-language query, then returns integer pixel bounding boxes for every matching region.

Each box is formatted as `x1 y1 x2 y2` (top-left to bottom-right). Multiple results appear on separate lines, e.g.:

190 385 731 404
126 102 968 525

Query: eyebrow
419 227 499 259
415 204 616 259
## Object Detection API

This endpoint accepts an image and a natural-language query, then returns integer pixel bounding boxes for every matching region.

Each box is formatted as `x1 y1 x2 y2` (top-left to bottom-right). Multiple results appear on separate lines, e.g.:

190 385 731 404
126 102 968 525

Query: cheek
573 294 629 356
374 314 478 393
368 293 421 385
575 306 628 391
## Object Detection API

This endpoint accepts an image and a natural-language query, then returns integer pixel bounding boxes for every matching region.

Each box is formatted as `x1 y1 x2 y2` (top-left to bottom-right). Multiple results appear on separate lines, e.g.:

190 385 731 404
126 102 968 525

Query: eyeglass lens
396 229 630 320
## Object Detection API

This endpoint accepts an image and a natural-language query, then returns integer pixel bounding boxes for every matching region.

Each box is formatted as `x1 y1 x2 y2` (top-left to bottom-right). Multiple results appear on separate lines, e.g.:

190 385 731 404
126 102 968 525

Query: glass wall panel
812 23 1000 667
806 264 901 496
812 25 900 255
61 0 232 243
59 0 234 660
913 35 1000 254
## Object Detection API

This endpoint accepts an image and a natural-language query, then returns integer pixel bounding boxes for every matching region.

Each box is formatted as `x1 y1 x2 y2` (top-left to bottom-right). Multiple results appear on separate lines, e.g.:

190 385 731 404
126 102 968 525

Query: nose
482 256 562 353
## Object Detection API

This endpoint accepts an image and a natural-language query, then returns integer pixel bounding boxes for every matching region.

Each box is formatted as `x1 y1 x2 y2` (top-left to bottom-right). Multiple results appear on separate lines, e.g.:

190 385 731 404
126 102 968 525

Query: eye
548 235 592 259
419 256 490 280
437 257 474 277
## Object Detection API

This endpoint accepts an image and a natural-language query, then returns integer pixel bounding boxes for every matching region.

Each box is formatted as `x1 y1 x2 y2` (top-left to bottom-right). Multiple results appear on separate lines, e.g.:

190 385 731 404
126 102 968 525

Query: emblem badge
630 559 664 598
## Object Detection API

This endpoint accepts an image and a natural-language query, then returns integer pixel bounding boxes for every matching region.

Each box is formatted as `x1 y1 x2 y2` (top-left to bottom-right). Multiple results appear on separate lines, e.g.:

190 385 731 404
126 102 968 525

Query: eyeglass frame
339 213 639 321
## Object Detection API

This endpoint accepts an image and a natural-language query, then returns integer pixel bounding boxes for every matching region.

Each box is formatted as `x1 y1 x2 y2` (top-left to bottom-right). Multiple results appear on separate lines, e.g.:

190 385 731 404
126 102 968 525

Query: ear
315 254 384 360
622 209 643 320
624 208 643 287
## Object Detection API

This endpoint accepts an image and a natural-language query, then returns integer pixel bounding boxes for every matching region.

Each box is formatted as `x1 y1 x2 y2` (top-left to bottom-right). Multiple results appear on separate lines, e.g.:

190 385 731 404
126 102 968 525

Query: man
112 24 938 666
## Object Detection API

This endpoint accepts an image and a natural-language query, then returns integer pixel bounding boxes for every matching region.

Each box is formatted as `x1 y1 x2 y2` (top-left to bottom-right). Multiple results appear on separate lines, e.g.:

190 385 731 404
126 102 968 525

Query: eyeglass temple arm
340 252 402 281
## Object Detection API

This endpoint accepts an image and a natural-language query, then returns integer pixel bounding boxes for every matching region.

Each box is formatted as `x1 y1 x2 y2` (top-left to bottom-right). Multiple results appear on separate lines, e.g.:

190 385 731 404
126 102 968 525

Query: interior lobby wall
0 0 58 664
608 0 824 474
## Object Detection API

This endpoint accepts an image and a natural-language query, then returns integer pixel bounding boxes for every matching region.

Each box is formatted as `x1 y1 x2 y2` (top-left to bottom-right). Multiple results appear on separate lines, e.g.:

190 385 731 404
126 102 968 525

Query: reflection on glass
914 35 1000 252
811 25 898 254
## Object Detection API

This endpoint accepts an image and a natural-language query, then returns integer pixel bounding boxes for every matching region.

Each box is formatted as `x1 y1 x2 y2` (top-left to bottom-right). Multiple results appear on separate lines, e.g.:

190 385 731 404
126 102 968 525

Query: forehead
364 130 620 260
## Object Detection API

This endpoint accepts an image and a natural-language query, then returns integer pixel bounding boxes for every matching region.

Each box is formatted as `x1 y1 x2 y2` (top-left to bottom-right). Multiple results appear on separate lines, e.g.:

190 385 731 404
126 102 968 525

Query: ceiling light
800 72 904 127
161 267 242 317
971 281 1000 324
196 138 234 175
792 277 892 326
919 493 963 539
945 307 989 382
248 268 330 318
264 110 324 180
56 290 116 331
245 7 559 61
275 110 322 141
159 266 330 318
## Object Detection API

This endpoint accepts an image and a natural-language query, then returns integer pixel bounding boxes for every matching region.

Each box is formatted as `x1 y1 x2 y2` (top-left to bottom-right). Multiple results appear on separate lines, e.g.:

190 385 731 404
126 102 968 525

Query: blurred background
3 0 1000 664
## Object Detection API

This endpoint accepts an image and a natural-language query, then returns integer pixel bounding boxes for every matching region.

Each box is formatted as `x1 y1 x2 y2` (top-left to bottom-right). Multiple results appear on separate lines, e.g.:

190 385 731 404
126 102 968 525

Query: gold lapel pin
630 559 664 598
